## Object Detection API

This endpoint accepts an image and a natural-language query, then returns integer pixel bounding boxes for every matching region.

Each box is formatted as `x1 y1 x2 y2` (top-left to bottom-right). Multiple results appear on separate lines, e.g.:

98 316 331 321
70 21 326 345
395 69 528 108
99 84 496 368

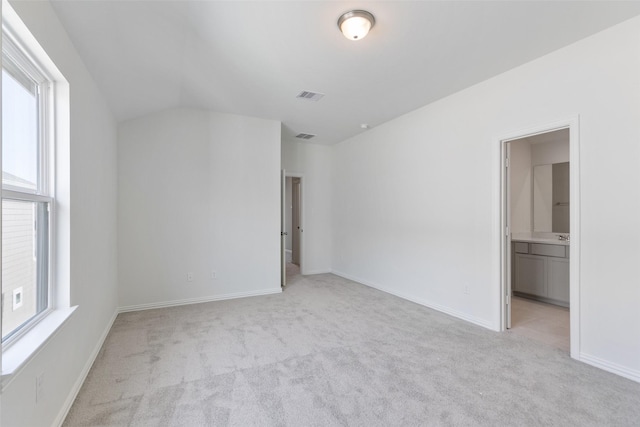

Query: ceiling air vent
295 133 316 140
296 91 325 102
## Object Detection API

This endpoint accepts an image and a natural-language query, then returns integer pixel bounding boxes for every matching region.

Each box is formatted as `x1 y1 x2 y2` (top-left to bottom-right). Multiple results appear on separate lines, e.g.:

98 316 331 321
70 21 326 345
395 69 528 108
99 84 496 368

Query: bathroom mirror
533 162 569 233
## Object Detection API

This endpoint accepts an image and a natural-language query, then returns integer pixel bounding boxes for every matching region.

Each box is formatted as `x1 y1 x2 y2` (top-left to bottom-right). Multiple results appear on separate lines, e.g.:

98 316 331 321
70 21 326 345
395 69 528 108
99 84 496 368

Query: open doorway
282 173 303 286
499 118 580 358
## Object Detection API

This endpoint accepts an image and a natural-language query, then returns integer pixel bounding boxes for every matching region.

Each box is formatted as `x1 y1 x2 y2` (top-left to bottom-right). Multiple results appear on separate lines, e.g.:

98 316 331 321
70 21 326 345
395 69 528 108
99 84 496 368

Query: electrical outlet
187 272 194 282
464 285 470 295
36 373 45 404
210 271 217 280
13 287 24 310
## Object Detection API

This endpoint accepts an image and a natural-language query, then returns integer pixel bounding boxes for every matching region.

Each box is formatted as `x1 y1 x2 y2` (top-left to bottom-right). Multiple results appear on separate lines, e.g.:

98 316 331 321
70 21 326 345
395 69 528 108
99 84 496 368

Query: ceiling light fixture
337 10 375 41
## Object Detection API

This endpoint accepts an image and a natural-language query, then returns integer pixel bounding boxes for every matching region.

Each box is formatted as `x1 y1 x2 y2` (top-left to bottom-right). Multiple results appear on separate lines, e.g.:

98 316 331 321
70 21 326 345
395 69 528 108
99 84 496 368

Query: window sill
2 306 77 390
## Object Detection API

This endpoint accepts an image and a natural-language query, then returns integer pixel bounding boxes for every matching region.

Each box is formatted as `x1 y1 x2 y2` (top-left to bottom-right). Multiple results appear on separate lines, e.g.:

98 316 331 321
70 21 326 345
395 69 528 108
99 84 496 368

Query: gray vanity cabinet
515 255 546 296
547 257 570 302
513 242 569 307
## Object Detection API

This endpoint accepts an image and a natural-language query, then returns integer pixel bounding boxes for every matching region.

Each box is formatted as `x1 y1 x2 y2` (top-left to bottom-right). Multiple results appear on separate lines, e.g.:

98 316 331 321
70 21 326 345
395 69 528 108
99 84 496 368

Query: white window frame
2 26 56 349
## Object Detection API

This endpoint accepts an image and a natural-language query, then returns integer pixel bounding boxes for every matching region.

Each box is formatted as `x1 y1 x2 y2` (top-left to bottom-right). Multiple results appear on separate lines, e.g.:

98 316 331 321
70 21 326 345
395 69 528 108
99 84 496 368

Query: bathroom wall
510 139 532 234
530 131 570 233
510 130 570 235
531 139 569 166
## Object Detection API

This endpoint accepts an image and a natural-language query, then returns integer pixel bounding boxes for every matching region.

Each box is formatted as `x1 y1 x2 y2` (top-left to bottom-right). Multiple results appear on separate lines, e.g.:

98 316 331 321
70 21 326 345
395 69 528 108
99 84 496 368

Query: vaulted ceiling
49 1 640 145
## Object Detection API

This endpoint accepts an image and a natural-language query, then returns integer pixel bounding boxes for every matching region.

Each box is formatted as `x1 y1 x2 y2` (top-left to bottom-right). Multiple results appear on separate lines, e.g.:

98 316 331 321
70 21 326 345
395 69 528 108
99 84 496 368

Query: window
2 33 54 346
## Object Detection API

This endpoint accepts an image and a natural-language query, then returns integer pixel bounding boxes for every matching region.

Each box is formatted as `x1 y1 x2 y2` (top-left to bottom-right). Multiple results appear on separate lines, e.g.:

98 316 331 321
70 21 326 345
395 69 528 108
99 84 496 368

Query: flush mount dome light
338 10 375 41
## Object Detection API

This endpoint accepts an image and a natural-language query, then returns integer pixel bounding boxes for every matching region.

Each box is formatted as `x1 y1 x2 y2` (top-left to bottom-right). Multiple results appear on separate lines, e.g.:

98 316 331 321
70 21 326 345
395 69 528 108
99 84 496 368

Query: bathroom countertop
511 235 570 246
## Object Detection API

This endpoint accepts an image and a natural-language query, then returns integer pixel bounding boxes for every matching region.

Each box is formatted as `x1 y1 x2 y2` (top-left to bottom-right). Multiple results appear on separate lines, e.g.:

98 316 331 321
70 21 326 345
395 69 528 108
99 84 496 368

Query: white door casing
498 116 580 359
281 169 286 287
292 178 301 266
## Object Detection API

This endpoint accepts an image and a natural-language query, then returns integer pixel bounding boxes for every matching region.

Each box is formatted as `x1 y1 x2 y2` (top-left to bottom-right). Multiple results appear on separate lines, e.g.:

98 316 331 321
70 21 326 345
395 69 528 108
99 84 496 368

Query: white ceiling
48 0 640 145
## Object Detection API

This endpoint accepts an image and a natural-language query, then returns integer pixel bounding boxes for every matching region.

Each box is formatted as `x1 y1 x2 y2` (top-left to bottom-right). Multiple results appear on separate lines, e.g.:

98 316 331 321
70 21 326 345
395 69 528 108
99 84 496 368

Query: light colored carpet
64 273 640 426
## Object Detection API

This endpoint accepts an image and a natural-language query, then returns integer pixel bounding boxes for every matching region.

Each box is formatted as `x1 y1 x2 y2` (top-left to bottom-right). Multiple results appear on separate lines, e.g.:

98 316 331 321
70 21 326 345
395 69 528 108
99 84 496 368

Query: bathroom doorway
499 118 580 358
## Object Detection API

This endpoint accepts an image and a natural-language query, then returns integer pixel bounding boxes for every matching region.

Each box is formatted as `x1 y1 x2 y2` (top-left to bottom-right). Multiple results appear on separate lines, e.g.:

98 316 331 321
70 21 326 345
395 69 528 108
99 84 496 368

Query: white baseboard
118 288 282 313
54 309 118 427
580 352 640 383
331 270 494 330
302 269 332 275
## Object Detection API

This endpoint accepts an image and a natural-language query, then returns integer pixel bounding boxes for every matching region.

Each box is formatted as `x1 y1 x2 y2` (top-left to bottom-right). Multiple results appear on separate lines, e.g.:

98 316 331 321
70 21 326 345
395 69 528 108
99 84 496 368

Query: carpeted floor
64 273 640 426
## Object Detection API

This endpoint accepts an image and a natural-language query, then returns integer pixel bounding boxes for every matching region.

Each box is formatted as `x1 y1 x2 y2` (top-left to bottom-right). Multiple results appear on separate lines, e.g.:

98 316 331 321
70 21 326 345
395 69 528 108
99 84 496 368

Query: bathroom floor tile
509 297 569 352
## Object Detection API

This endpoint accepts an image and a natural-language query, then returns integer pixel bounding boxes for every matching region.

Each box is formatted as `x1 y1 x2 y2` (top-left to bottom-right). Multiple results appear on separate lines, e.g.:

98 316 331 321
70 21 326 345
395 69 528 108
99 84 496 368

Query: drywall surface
281 139 333 274
510 139 532 234
332 16 640 379
533 163 553 232
2 1 118 426
532 140 570 166
118 108 281 308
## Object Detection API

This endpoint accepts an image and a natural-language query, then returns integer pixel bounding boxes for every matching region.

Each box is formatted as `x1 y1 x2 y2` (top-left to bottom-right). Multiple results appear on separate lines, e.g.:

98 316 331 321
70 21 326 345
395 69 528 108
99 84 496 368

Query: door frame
285 172 304 275
281 169 286 287
498 116 580 359
291 177 301 266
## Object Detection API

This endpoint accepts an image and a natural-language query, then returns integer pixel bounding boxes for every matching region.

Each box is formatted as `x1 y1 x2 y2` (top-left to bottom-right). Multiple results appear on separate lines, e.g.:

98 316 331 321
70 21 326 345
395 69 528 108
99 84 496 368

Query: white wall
509 139 532 234
281 138 332 274
530 135 570 233
531 139 570 166
118 108 281 309
511 134 569 234
2 1 119 425
533 163 553 232
332 16 640 379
